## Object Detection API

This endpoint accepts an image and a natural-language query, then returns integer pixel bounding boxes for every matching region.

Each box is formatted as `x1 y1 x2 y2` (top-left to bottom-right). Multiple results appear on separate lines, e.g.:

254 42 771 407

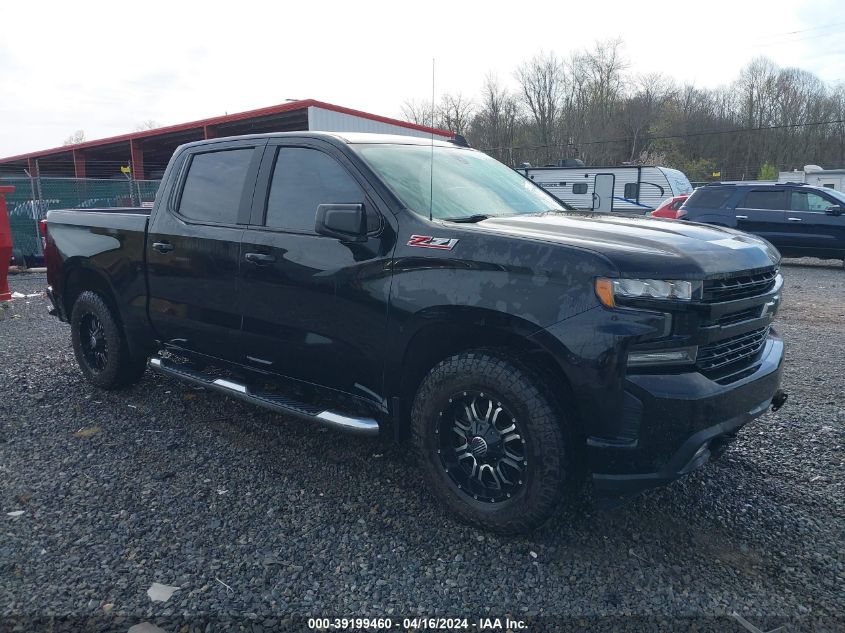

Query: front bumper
589 330 785 500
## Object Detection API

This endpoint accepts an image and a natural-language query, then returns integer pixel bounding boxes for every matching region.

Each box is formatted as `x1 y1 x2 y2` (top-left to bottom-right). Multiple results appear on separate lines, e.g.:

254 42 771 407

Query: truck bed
49 206 150 216
46 208 150 236
44 208 151 344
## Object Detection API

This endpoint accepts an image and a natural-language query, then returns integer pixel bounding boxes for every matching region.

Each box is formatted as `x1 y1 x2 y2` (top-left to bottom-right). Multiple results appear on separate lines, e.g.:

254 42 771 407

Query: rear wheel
411 350 569 534
70 291 146 389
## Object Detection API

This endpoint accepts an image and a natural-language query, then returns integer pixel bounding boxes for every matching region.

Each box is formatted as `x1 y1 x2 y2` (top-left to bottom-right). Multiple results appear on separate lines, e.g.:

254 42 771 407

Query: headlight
595 278 695 308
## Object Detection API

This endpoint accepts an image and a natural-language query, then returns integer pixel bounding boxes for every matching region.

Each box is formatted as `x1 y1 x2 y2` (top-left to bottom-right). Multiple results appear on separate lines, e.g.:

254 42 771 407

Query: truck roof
702 181 831 190
179 131 459 151
520 164 665 170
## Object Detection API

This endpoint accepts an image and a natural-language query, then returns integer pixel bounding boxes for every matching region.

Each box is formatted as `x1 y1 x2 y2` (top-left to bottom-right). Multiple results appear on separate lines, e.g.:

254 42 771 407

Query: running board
148 357 379 436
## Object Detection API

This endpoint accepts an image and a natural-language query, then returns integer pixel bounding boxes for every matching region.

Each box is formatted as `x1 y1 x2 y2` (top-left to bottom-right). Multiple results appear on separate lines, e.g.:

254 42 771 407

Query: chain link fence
1 177 161 266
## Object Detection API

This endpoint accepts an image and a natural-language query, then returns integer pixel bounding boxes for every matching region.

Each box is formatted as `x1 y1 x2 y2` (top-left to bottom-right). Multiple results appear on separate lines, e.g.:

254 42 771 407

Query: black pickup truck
44 132 787 533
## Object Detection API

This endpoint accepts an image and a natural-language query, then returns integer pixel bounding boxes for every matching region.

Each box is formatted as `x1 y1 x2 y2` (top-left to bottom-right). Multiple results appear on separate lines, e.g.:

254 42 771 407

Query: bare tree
470 74 522 162
438 93 475 135
402 44 845 180
134 120 161 132
403 94 475 134
401 99 436 127
582 38 628 121
620 73 674 161
63 130 85 146
515 51 564 158
558 39 629 165
830 84 845 167
735 57 779 177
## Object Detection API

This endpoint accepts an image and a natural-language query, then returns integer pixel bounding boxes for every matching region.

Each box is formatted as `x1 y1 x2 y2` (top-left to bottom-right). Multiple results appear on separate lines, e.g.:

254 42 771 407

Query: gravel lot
1 261 843 632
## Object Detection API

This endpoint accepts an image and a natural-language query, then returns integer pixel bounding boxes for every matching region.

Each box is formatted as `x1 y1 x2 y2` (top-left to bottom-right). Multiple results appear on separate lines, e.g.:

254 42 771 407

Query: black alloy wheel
437 391 528 503
411 350 570 534
78 313 108 373
70 291 147 389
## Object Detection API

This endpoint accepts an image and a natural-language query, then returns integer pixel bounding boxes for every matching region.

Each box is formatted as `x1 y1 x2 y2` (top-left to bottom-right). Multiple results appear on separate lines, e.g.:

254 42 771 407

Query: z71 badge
407 235 459 250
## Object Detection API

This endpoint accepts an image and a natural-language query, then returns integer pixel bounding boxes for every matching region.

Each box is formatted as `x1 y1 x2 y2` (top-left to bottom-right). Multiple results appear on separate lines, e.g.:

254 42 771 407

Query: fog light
627 347 697 366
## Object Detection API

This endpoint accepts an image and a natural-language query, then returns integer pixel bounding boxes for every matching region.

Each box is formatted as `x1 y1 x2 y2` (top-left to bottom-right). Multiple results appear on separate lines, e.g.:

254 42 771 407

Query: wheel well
63 268 120 323
396 323 577 441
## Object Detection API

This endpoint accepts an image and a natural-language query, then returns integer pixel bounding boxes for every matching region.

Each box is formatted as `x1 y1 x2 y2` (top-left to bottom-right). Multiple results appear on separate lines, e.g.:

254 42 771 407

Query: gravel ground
1 261 843 632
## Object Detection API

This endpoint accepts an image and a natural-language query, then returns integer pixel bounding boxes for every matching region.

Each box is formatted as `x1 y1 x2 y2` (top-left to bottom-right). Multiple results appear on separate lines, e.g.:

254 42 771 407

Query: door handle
787 217 803 222
735 215 748 220
152 241 174 253
244 252 276 265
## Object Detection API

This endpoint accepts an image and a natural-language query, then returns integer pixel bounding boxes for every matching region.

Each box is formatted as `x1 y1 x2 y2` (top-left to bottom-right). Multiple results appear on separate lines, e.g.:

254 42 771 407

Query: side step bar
148 357 379 436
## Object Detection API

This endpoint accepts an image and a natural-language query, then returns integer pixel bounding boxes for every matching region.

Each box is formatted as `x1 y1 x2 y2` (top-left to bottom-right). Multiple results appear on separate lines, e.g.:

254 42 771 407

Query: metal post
24 168 42 259
34 159 43 207
123 170 136 207
35 162 44 258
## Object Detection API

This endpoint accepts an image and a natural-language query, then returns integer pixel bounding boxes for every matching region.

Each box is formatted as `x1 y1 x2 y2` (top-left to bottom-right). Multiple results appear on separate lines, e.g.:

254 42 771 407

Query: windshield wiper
442 214 490 223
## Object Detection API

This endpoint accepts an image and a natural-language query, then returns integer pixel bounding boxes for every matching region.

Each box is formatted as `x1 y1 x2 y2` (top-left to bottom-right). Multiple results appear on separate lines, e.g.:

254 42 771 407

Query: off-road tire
411 349 569 534
70 291 147 389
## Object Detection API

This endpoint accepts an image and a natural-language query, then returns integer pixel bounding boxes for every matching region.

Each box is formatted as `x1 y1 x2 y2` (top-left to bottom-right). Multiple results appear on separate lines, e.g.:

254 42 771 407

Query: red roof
0 99 454 163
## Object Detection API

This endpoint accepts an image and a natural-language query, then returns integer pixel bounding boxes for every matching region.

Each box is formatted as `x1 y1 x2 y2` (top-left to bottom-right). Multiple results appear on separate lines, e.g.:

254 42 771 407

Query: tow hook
771 389 788 412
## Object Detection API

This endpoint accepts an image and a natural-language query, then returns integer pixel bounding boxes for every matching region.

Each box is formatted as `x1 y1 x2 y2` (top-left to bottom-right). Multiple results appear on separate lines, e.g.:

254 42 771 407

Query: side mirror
315 204 367 242
825 205 843 216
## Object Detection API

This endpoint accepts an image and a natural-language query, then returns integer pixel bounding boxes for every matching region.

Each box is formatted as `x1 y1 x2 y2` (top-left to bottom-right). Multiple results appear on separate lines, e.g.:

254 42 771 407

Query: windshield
825 188 845 205
354 143 565 220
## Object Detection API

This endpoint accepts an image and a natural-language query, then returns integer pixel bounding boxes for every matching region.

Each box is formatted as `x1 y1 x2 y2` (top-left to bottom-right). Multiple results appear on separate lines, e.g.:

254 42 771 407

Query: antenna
429 58 435 222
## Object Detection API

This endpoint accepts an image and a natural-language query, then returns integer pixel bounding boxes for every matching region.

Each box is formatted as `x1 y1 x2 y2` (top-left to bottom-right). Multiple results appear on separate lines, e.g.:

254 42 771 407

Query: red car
650 195 688 219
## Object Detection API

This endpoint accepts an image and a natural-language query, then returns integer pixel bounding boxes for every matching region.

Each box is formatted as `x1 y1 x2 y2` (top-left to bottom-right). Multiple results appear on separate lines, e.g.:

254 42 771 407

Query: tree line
401 40 845 181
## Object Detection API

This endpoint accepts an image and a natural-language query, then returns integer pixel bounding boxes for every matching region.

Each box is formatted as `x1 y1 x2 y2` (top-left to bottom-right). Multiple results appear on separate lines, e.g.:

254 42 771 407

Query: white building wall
307 106 452 140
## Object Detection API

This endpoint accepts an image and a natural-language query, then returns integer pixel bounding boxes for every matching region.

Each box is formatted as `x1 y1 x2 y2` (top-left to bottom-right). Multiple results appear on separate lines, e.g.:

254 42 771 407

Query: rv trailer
518 164 693 214
778 165 845 193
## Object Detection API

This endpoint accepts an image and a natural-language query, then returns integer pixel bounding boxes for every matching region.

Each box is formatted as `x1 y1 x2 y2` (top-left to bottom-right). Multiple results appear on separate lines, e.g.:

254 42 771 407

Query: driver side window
265 147 378 233
790 190 833 213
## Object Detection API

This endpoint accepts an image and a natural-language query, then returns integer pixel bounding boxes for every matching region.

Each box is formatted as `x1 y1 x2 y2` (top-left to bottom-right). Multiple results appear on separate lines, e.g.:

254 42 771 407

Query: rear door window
178 148 254 224
742 190 787 210
265 147 369 233
686 187 733 209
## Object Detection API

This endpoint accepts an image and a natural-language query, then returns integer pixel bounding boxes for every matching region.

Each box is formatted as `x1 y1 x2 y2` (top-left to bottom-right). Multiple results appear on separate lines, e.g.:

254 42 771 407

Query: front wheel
70 291 146 389
411 350 569 534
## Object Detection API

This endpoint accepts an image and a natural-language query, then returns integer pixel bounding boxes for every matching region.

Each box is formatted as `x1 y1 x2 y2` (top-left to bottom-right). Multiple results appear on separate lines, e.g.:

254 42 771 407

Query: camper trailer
778 165 844 193
518 164 693 214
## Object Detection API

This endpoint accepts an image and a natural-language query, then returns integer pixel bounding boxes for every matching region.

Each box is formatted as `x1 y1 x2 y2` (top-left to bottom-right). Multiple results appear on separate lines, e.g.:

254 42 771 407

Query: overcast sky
1 0 843 157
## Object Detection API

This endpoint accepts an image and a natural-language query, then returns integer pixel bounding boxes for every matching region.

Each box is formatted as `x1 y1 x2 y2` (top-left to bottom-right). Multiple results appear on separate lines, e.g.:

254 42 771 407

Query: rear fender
61 262 151 357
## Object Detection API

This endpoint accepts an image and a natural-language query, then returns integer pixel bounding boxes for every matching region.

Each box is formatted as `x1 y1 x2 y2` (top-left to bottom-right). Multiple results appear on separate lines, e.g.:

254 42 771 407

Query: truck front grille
696 326 770 373
713 305 762 327
702 268 777 303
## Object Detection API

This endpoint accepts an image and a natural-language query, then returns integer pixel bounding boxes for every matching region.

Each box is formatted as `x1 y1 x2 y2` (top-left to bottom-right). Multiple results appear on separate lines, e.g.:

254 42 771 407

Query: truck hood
471 213 780 278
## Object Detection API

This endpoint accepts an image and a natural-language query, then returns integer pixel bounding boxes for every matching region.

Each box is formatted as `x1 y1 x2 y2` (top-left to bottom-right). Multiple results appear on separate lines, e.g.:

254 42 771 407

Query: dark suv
680 183 845 261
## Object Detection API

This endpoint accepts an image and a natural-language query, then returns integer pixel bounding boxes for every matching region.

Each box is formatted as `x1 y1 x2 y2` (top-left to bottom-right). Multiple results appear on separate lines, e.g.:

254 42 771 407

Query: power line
480 118 845 153
751 28 845 48
752 20 845 41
